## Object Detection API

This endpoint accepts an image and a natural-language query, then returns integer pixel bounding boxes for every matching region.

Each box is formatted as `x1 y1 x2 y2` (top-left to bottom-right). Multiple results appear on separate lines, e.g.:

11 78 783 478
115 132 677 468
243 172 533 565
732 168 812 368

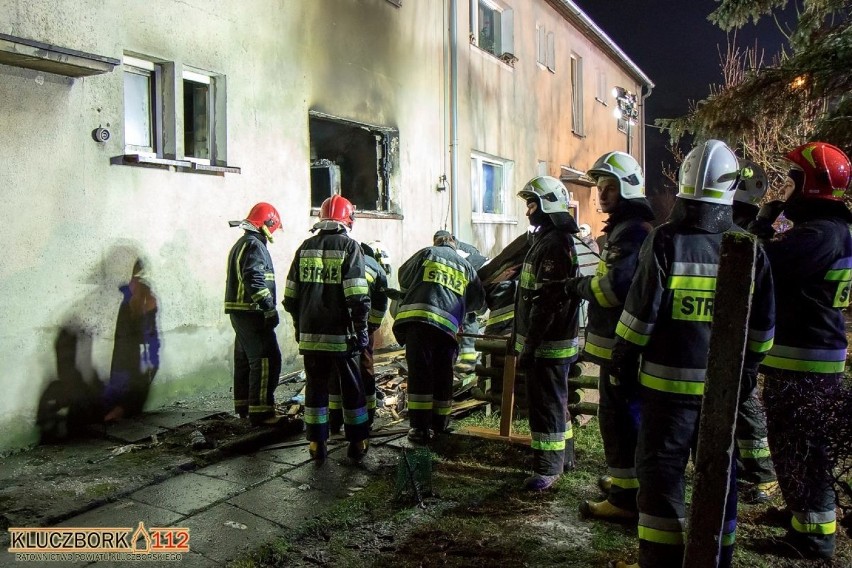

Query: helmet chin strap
262 225 275 243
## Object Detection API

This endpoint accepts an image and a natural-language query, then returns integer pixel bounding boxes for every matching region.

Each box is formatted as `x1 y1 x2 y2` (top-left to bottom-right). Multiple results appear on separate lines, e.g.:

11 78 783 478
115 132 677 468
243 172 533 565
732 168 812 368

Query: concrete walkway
1 432 411 567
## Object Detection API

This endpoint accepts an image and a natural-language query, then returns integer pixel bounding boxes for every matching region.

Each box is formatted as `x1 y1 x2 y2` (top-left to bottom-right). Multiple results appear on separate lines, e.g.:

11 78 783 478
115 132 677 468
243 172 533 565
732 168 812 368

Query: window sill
472 213 517 225
309 208 403 220
595 97 608 106
571 131 586 139
111 154 241 175
469 44 516 71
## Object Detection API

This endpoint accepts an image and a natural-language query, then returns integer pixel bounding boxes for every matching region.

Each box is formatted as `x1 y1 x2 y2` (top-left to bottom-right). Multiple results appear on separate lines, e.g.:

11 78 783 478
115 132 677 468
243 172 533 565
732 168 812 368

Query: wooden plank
684 233 756 568
456 426 530 446
499 353 516 437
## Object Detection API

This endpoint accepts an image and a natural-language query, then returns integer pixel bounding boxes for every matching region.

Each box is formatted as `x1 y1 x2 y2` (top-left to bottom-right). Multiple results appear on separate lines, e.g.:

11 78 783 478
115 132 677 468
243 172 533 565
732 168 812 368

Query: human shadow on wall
102 258 161 423
36 326 103 442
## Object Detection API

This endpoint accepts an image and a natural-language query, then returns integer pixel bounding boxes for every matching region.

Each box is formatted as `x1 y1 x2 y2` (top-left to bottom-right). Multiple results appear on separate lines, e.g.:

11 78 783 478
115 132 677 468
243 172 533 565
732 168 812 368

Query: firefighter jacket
224 230 277 316
760 199 852 374
573 200 654 364
282 229 370 354
365 254 389 332
513 225 581 364
393 244 485 344
613 200 775 396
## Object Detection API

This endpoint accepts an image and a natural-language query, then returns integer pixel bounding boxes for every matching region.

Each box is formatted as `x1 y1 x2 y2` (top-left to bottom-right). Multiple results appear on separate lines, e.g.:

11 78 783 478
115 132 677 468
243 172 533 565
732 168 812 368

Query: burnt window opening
308 115 396 212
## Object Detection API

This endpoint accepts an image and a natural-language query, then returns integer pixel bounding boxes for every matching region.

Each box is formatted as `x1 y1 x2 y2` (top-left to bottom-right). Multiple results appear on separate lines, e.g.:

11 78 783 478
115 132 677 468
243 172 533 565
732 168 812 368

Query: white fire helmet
587 151 645 200
677 139 740 205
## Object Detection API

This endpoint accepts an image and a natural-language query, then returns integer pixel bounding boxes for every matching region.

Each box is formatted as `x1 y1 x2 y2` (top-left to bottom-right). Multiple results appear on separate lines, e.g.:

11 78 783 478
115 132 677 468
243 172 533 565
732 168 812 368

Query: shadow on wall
35 252 161 442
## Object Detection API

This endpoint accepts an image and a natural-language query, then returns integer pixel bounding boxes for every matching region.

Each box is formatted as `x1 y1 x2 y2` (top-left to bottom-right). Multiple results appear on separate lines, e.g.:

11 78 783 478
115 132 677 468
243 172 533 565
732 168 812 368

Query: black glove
386 288 403 300
517 345 536 370
264 310 280 329
756 200 786 224
564 277 580 297
351 328 370 355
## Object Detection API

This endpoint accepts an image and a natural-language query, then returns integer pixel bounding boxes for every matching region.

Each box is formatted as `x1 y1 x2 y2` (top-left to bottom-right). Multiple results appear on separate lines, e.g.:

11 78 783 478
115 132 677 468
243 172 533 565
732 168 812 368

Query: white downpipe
449 0 460 235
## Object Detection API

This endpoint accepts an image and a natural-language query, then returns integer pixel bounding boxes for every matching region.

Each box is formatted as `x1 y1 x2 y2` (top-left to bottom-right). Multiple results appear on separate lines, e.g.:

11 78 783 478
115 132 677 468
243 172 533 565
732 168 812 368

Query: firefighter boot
579 499 637 522
407 428 434 445
309 441 327 464
347 439 370 463
741 480 779 505
598 475 612 493
523 473 560 491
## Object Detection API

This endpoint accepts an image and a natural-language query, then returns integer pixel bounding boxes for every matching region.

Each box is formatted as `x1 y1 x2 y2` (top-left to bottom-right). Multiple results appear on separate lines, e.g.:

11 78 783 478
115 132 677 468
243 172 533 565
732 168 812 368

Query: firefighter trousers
405 324 458 433
526 359 573 476
636 388 737 568
735 385 776 486
764 371 840 559
230 313 281 422
304 353 368 444
329 332 376 431
598 362 641 510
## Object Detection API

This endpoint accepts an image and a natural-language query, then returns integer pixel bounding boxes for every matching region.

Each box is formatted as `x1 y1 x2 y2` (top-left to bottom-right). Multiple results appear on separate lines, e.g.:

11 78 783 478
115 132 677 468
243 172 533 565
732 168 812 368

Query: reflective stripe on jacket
224 231 276 315
282 230 369 353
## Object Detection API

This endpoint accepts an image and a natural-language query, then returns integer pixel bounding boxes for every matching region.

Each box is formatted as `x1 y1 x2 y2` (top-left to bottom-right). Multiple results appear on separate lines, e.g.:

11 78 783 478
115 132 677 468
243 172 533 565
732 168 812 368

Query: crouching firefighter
283 195 371 463
514 175 582 491
608 140 775 568
224 202 286 427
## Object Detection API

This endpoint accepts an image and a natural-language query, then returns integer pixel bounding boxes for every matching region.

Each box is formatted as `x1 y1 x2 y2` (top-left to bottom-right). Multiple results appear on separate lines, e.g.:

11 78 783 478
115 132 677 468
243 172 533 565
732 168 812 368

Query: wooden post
683 233 756 568
499 349 516 437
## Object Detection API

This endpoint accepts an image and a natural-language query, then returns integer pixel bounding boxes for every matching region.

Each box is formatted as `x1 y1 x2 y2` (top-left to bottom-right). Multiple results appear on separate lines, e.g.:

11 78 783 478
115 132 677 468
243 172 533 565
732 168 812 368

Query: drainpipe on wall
449 0 460 235
640 83 653 177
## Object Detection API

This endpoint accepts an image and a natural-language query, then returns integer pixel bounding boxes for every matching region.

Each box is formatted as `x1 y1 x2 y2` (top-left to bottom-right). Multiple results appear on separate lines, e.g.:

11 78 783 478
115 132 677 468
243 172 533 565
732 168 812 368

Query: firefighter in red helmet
224 202 285 426
283 195 371 463
750 142 852 560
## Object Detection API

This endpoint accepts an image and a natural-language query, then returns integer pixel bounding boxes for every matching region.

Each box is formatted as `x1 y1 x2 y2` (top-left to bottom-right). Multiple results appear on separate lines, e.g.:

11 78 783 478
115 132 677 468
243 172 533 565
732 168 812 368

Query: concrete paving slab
254 438 345 466
138 410 222 430
131 473 243 516
56 499 184 528
280 458 373 499
227 476 338 529
101 420 166 444
171 503 281 564
195 455 293 487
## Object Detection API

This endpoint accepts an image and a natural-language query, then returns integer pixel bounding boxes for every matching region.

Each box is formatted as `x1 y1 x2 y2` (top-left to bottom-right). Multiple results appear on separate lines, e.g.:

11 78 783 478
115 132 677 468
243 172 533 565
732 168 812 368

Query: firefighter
562 151 654 521
434 230 488 374
328 241 389 433
750 142 852 560
394 232 484 443
730 160 779 505
224 202 285 427
282 195 371 463
608 140 775 568
514 176 582 491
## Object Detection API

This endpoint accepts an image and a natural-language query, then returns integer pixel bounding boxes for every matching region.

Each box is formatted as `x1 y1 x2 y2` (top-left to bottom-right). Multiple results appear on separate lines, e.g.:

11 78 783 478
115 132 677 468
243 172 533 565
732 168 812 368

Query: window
470 0 513 58
471 152 514 223
571 55 584 136
182 69 211 163
119 56 235 172
537 160 547 176
308 113 398 213
546 32 555 72
123 56 161 156
535 26 555 72
595 69 607 104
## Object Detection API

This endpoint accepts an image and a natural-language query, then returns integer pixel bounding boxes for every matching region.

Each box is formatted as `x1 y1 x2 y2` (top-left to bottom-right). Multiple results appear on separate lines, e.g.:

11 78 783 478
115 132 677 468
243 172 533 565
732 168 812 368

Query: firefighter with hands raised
224 202 286 427
561 151 655 521
608 140 775 568
750 142 852 560
283 195 371 464
513 176 583 491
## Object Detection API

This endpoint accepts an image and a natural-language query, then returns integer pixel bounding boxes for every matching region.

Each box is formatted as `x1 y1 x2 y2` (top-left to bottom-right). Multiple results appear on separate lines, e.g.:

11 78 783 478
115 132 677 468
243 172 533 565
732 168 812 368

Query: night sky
571 0 792 194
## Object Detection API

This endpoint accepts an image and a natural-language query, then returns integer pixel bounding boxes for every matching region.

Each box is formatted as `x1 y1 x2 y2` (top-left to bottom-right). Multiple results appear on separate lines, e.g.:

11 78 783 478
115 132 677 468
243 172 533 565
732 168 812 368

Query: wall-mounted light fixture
612 87 639 154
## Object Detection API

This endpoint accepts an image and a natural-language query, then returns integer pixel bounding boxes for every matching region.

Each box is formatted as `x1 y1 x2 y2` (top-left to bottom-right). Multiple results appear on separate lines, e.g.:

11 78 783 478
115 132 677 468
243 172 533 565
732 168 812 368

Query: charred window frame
308 112 399 216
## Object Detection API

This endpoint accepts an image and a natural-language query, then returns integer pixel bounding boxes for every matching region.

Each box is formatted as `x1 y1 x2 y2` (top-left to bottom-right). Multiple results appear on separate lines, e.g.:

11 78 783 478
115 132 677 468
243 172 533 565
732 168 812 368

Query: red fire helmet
245 202 282 234
319 195 355 228
784 142 851 201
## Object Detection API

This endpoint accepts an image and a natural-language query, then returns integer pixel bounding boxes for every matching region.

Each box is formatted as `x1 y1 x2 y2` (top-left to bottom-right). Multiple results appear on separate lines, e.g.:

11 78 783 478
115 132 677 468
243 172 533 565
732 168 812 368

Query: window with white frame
595 69 607 104
123 56 161 156
471 152 514 223
546 31 555 72
571 55 584 135
120 55 234 172
535 25 555 72
470 0 514 58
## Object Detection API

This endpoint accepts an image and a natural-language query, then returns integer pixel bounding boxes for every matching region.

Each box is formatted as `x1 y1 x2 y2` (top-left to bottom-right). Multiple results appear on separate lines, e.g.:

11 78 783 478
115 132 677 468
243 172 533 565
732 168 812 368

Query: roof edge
547 0 655 90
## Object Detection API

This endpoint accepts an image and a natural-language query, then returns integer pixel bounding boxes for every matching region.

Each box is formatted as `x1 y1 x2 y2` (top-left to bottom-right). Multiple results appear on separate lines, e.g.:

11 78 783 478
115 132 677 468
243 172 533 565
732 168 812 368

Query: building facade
0 0 651 452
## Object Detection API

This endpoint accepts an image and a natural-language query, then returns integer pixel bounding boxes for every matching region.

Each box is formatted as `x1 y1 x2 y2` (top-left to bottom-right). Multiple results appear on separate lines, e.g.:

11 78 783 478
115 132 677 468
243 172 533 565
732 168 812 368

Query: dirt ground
232 416 851 568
